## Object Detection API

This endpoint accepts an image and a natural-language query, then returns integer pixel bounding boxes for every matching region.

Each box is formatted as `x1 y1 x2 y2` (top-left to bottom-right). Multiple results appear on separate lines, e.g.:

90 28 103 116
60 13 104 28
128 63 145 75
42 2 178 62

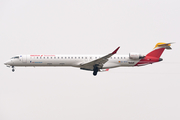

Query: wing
80 47 120 71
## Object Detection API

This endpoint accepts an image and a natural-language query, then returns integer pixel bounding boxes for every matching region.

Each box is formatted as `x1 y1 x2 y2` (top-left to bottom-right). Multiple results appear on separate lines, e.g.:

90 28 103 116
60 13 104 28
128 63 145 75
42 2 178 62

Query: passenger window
47 57 49 59
75 57 76 59
71 57 73 59
61 57 63 59
54 57 56 59
78 57 80 59
85 57 87 59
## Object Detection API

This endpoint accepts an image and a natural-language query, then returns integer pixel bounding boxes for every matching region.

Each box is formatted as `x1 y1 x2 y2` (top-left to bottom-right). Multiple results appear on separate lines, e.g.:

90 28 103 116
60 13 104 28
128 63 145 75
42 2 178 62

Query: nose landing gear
12 66 15 72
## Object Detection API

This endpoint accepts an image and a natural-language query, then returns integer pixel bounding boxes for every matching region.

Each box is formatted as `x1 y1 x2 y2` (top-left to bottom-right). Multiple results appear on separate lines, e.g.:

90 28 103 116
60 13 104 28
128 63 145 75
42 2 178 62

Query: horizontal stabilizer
154 42 174 50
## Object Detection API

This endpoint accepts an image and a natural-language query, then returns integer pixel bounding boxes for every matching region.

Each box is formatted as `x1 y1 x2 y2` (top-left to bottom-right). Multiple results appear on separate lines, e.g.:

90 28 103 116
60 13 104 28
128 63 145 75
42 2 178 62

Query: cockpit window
11 56 19 59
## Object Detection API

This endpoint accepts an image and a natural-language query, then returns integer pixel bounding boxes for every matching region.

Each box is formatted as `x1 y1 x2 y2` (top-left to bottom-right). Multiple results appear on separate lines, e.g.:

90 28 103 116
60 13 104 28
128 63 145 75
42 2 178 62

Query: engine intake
129 53 145 60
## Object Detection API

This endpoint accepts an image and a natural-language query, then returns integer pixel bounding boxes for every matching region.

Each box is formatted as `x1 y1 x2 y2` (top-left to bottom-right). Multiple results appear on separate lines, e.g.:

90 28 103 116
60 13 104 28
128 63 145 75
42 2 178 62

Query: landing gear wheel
93 71 97 76
12 66 15 72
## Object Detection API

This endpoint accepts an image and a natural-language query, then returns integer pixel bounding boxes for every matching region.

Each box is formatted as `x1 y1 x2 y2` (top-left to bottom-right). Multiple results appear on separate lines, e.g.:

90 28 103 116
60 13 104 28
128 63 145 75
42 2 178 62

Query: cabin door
22 55 27 63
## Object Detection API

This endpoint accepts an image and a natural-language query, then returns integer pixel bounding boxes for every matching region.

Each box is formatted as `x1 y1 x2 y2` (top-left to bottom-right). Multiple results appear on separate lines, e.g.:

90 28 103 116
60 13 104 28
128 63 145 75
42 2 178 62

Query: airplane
4 42 173 76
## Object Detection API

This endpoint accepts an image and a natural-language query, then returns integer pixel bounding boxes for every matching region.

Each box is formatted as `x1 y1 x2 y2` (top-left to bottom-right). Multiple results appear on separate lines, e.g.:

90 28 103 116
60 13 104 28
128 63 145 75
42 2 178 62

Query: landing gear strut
93 65 99 76
12 66 15 72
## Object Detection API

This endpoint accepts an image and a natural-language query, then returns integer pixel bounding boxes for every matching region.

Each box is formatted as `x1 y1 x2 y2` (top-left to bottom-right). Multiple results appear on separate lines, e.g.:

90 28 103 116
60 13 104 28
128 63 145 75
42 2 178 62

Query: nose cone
4 60 12 65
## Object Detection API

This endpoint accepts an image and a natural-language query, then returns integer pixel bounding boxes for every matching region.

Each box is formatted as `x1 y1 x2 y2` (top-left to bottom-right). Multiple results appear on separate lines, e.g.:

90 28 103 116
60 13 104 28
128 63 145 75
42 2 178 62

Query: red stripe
135 56 160 66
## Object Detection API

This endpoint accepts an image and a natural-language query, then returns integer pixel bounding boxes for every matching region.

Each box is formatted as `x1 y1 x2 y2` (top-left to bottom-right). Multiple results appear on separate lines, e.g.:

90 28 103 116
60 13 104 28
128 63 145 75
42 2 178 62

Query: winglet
112 47 120 54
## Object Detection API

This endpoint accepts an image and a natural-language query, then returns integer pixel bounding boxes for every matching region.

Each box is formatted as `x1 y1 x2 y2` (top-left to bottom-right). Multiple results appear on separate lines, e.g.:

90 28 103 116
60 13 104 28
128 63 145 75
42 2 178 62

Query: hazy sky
0 0 180 120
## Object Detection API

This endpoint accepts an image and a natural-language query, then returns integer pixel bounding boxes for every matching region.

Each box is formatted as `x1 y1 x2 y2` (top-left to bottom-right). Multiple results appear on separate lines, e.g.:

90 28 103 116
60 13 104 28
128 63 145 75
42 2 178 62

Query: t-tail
146 42 173 58
135 42 173 66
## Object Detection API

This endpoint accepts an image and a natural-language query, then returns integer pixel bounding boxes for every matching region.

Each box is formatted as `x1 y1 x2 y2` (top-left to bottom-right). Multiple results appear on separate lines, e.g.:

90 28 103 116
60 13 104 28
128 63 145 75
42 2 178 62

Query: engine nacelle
129 53 145 60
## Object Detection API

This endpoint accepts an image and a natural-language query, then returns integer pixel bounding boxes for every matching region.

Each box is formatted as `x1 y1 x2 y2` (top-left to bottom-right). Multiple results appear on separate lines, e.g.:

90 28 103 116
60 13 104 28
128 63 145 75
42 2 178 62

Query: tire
93 71 97 76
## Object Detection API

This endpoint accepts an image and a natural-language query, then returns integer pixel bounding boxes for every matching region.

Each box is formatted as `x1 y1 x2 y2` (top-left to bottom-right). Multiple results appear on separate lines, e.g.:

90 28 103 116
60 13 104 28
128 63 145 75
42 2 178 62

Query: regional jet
4 42 173 76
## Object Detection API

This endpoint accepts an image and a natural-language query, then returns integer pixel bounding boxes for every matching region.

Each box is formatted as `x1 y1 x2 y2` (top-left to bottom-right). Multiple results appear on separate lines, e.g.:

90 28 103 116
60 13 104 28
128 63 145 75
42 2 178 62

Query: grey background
0 0 180 120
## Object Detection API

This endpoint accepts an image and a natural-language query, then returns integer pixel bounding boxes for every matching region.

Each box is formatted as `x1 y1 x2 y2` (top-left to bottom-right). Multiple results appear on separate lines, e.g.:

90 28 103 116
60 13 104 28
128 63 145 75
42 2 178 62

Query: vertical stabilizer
146 42 173 58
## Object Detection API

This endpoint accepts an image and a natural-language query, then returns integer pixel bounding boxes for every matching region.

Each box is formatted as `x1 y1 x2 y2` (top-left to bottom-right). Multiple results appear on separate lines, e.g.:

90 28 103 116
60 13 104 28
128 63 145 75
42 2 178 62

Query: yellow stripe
154 42 171 49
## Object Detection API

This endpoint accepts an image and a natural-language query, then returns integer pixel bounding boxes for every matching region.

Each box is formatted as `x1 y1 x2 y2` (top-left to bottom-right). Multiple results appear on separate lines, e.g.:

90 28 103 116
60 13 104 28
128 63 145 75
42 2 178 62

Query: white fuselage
6 54 141 69
4 43 171 75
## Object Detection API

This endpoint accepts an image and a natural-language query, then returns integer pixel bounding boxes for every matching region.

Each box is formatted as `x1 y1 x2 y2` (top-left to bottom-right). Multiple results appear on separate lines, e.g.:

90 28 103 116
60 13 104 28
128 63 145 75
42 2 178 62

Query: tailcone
159 58 163 61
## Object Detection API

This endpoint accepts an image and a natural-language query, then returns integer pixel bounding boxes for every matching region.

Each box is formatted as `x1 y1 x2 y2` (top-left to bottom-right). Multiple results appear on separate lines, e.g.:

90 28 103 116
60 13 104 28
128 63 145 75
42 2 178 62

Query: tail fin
146 42 173 58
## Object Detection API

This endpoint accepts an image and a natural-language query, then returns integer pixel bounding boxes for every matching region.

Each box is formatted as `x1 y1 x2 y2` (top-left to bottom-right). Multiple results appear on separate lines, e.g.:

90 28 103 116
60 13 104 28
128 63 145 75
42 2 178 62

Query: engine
129 53 145 60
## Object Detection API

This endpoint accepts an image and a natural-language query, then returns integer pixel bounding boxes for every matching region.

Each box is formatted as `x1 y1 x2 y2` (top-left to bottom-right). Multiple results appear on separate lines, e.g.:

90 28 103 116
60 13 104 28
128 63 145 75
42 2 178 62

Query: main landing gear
12 66 15 72
93 65 99 76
